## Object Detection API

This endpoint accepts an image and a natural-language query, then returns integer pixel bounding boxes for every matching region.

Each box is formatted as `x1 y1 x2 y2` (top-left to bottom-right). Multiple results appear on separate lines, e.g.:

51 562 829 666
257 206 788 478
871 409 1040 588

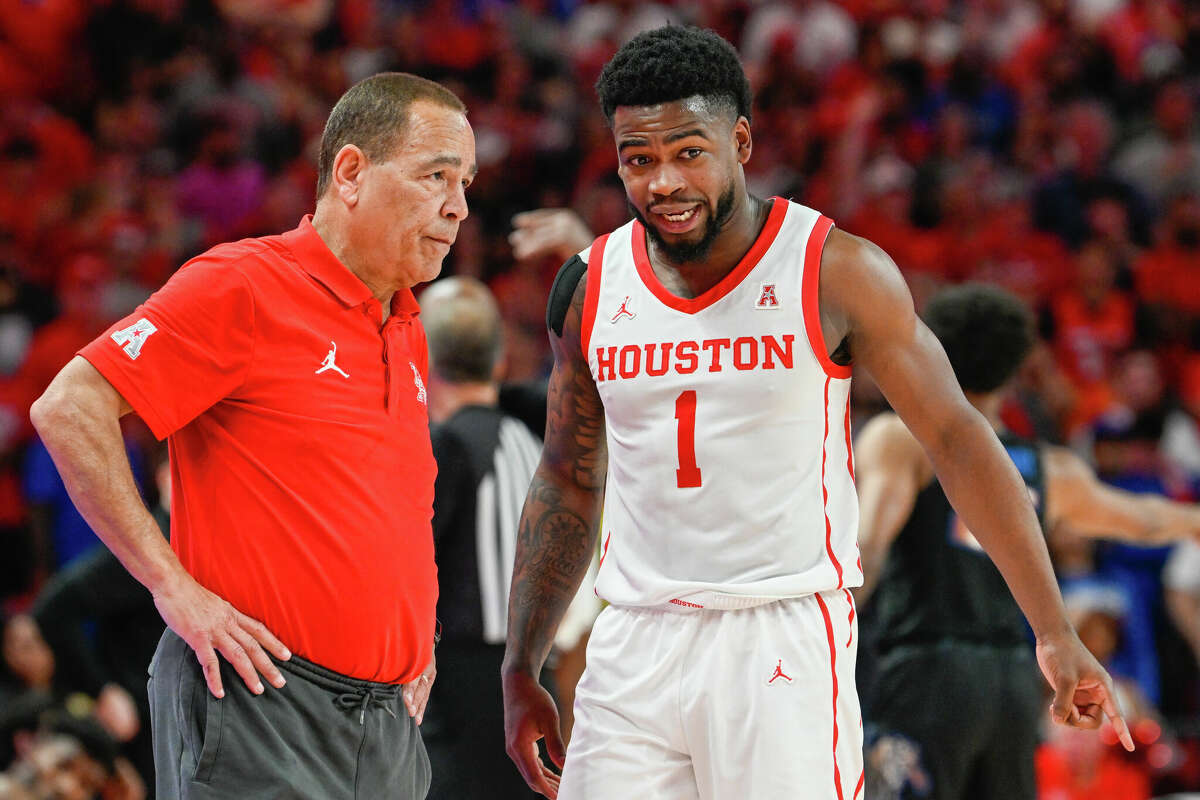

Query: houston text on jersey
593 334 796 382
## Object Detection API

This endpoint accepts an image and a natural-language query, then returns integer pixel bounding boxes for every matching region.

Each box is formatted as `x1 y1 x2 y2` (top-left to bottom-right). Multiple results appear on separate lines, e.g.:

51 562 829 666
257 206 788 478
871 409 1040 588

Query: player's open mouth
653 205 702 233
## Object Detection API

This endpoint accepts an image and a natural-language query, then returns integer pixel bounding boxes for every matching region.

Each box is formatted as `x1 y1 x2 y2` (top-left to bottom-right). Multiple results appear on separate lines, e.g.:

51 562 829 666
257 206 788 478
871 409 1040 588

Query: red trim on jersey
843 394 863 588
580 234 610 361
843 398 855 482
853 769 865 800
816 593 846 800
630 197 787 315
822 376 846 590
802 216 853 379
843 588 856 648
594 529 613 599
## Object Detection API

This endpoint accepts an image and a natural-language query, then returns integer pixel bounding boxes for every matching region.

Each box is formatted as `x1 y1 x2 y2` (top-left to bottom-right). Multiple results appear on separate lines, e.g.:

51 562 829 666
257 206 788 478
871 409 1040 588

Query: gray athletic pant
148 629 430 799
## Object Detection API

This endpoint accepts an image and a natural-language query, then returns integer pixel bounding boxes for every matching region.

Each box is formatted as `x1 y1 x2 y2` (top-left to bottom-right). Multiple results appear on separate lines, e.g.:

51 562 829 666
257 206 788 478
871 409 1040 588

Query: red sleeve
78 256 256 440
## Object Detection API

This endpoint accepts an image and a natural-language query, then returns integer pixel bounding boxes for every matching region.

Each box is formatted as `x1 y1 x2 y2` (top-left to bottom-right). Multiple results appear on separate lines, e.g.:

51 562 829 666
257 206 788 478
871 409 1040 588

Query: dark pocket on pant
188 670 224 784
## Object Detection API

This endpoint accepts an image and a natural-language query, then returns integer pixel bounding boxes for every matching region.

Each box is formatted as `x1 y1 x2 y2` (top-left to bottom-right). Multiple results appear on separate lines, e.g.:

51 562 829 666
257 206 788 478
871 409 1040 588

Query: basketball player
500 26 1132 800
855 284 1200 800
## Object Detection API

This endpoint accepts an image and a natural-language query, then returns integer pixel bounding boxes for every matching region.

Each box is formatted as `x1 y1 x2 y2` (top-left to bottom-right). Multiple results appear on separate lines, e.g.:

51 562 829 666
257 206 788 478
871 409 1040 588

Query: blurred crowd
1 0 1200 797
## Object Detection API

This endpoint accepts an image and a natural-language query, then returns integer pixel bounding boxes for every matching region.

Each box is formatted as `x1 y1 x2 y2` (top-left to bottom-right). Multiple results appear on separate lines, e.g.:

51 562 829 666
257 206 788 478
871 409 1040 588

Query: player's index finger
1103 694 1135 751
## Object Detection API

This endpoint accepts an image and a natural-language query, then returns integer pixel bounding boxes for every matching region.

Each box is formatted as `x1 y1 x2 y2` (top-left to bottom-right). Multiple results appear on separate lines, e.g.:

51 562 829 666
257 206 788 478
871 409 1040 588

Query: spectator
1050 238 1137 431
1163 541 1200 691
1135 191 1200 323
29 474 167 787
1034 101 1150 250
1114 79 1200 214
0 615 54 706
175 108 268 246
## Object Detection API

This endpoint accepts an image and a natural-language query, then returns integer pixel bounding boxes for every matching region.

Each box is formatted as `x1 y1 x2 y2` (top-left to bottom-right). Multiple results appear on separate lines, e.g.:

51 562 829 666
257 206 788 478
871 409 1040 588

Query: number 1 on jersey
675 390 702 488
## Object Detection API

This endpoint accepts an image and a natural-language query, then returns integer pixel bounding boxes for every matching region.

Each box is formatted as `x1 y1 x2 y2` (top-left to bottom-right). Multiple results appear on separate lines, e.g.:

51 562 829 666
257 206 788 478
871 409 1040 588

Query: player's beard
631 182 737 265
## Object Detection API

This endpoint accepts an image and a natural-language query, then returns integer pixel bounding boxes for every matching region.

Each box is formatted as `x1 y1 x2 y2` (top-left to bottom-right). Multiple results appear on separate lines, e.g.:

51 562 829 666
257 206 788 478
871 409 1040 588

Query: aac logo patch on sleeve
110 318 158 360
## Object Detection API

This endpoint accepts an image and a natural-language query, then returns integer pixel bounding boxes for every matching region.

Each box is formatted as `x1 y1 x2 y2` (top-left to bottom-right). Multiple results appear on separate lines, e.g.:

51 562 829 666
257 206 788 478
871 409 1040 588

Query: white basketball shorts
559 591 863 800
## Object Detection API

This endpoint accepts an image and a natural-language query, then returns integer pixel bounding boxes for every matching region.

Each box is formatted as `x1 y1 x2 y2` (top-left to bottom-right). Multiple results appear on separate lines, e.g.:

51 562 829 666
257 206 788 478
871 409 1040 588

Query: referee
420 277 547 800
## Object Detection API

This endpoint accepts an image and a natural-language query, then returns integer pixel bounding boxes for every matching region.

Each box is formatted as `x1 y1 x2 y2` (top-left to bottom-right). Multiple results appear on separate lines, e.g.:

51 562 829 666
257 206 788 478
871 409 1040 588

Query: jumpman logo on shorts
767 659 793 685
315 341 350 378
610 296 636 323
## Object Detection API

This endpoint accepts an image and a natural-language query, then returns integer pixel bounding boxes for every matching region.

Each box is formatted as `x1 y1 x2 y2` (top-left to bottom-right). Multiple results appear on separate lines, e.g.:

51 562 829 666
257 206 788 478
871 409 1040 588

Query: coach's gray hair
316 72 466 200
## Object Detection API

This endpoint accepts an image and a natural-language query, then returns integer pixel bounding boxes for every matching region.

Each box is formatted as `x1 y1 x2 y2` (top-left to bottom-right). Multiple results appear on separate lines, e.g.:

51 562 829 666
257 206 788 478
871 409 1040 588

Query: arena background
0 0 1198 797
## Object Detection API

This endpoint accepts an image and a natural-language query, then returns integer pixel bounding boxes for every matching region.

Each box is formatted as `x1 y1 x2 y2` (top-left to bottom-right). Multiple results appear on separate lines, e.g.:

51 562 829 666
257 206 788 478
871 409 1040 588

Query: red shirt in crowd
79 216 437 684
1136 244 1200 315
1051 291 1135 386
1035 745 1150 800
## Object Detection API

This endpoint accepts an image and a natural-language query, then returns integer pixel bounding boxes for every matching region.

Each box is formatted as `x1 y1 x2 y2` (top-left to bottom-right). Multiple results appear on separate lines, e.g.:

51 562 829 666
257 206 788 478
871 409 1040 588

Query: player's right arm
1042 446 1200 544
503 256 607 799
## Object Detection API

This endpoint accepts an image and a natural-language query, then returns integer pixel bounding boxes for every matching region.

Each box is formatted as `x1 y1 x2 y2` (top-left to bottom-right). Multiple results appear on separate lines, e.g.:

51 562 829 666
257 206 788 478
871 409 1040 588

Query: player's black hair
923 284 1035 394
595 26 752 126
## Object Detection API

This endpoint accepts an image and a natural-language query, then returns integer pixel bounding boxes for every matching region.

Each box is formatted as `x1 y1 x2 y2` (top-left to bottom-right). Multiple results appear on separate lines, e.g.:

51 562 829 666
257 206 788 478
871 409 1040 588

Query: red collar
282 215 420 318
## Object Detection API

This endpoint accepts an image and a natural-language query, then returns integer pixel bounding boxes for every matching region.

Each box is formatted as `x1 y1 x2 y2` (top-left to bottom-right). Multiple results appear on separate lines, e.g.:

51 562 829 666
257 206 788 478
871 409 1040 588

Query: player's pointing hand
1036 627 1135 751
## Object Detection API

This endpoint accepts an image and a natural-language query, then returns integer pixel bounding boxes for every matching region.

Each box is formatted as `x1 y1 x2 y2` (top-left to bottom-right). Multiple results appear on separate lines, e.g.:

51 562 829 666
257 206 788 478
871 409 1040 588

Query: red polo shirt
80 217 437 684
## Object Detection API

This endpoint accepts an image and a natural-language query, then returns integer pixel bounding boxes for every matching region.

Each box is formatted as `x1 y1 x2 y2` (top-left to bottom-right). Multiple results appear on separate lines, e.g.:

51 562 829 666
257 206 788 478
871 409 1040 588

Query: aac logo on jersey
756 283 780 309
111 318 157 360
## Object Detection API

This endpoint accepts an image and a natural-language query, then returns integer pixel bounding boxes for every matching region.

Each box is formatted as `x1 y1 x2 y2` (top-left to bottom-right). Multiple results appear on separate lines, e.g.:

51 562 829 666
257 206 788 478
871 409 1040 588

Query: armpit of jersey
546 254 587 338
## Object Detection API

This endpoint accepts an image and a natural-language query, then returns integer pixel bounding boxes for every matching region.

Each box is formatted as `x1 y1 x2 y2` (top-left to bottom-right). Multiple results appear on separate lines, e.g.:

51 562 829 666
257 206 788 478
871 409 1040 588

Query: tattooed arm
503 264 606 798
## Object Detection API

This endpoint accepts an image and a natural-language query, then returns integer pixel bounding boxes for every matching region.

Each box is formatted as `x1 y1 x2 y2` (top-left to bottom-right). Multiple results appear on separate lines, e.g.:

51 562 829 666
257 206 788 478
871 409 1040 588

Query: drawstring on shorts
333 687 398 725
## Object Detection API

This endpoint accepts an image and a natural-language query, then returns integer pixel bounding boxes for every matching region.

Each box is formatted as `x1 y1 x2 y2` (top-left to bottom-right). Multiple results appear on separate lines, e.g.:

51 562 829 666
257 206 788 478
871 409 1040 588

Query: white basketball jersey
580 198 862 609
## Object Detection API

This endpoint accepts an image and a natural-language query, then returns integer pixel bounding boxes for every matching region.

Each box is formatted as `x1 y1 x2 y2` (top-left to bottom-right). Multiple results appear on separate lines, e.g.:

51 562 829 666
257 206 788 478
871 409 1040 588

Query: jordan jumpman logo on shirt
316 341 349 378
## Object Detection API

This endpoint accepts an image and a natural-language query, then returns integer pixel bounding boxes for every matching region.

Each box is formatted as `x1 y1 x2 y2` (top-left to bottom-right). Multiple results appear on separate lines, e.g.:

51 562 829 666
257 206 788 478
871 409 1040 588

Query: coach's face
353 101 476 289
613 96 751 264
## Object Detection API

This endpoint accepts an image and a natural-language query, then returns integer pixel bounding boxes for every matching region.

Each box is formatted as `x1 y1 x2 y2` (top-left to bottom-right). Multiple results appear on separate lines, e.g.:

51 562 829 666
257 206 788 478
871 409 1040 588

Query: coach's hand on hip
1036 626 1135 751
402 652 435 724
153 570 291 698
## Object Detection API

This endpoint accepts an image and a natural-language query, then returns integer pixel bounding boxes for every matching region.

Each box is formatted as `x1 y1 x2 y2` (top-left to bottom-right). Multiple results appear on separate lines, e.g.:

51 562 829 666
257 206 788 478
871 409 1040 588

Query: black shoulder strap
546 254 587 338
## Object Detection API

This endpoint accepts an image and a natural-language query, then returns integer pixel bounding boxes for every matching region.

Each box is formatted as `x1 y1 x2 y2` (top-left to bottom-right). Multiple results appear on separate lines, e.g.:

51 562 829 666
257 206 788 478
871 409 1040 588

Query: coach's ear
331 144 368 207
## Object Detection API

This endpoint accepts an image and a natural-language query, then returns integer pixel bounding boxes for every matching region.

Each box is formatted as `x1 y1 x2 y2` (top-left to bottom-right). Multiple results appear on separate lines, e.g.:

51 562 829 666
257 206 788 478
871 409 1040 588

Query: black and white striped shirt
431 405 542 644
